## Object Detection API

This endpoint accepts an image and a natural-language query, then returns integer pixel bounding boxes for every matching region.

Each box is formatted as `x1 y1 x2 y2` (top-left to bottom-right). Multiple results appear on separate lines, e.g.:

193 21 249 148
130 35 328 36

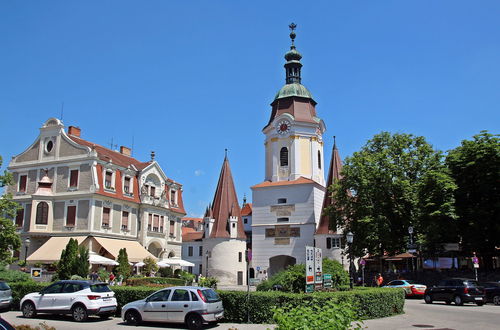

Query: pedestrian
376 273 384 287
109 272 116 286
89 270 98 282
118 274 123 286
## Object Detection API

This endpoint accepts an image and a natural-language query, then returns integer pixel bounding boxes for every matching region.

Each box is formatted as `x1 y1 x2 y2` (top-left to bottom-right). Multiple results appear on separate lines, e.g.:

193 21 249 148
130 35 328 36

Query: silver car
121 286 224 330
0 281 13 312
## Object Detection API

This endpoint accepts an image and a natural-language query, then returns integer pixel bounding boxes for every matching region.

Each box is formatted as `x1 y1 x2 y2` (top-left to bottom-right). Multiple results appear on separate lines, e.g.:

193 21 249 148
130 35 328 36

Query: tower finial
333 136 337 149
151 151 155 161
289 23 297 47
224 148 228 159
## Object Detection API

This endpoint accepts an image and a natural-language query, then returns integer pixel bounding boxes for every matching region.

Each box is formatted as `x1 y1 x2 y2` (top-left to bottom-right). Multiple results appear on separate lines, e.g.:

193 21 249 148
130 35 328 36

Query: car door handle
162 305 165 308
184 304 188 308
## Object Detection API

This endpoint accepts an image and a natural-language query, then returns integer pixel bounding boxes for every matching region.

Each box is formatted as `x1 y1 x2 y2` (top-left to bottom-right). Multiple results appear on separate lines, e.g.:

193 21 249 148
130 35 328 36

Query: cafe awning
27 236 87 263
93 237 156 263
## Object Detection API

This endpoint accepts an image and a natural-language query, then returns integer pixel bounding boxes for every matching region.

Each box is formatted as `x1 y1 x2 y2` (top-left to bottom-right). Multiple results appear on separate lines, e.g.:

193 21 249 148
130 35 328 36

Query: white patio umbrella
157 260 171 268
134 261 145 267
160 258 194 267
88 253 119 266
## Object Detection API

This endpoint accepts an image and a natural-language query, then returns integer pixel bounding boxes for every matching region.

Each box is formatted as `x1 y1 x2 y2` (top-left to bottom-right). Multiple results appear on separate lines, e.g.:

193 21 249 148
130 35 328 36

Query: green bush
218 288 404 323
111 286 158 314
273 299 363 330
257 258 350 293
125 277 184 287
158 267 173 278
199 276 218 288
0 269 32 283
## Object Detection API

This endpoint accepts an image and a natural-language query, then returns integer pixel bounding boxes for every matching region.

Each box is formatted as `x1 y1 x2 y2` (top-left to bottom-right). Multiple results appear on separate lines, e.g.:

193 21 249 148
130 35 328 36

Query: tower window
277 217 289 222
280 147 288 167
278 198 287 204
318 151 321 169
36 202 49 225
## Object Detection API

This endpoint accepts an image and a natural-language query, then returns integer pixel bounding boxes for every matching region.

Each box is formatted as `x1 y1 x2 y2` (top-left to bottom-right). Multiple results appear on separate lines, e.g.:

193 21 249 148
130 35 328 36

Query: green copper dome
274 83 313 100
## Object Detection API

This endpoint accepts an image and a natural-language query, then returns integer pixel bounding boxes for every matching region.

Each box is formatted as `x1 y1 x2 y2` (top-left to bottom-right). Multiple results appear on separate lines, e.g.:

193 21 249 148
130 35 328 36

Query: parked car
20 280 117 322
383 280 427 297
121 286 224 330
0 281 13 312
480 282 500 305
424 278 485 306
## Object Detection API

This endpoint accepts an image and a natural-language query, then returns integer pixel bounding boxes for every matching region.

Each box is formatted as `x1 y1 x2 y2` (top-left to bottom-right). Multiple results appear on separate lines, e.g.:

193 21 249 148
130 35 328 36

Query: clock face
276 120 291 134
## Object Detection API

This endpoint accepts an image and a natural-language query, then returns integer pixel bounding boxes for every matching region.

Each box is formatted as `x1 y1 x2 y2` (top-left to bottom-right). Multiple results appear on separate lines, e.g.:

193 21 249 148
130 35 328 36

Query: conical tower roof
316 138 343 234
208 153 246 239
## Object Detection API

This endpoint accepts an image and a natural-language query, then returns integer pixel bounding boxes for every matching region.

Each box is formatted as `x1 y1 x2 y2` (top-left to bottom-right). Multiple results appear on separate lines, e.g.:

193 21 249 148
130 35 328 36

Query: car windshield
200 289 220 303
90 284 112 292
465 280 479 287
0 282 10 290
405 280 418 284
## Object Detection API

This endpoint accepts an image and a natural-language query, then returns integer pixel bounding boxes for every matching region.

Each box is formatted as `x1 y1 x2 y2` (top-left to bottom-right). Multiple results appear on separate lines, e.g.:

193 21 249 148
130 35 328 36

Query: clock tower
251 24 327 279
263 23 326 185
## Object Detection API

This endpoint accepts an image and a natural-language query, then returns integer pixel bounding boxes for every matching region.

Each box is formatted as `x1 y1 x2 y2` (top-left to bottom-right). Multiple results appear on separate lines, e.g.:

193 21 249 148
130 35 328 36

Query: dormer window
104 171 113 189
170 190 176 205
124 176 131 195
280 147 288 167
150 186 156 197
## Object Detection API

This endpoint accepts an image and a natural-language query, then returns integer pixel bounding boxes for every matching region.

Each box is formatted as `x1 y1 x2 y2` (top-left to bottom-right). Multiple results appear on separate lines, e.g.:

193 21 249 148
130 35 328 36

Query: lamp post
346 232 354 289
24 237 31 264
408 226 415 273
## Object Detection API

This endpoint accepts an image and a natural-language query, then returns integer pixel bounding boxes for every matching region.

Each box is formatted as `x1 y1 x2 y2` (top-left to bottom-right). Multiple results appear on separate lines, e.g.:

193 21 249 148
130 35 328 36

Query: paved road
2 299 499 329
364 298 499 330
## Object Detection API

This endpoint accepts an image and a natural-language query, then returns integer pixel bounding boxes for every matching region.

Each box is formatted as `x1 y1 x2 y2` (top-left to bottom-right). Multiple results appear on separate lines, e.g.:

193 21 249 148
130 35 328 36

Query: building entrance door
269 255 296 277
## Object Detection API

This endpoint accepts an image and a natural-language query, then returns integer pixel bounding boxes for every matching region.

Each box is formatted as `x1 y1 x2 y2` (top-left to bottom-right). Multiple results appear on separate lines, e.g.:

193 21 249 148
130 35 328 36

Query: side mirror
145 297 150 303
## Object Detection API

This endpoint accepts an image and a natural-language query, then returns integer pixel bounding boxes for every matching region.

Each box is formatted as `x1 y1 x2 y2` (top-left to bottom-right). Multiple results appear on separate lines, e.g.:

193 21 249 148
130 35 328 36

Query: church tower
251 24 327 279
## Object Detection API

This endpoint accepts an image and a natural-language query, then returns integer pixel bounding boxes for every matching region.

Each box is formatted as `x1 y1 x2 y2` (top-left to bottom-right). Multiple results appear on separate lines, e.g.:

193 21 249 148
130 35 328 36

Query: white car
121 286 224 330
21 280 117 322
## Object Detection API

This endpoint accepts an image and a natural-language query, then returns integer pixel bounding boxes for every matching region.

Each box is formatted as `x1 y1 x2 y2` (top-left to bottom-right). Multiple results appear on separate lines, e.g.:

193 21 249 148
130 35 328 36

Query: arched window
280 147 288 167
36 202 49 224
318 150 322 169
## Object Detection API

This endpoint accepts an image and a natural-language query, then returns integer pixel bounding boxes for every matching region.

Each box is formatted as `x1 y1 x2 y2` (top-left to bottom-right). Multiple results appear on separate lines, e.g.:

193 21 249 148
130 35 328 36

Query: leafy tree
116 248 131 279
141 257 158 277
446 131 500 268
328 132 457 259
57 238 79 279
75 245 90 278
0 155 22 265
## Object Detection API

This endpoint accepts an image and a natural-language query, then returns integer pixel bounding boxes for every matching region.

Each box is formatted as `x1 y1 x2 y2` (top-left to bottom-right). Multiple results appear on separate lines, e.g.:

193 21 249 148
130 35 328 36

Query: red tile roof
251 176 316 189
241 203 252 216
182 217 203 223
316 141 343 235
183 230 204 242
207 156 246 239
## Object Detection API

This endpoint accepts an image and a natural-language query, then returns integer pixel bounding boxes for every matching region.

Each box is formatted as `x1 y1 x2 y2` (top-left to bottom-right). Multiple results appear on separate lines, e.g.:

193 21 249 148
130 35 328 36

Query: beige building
8 118 186 265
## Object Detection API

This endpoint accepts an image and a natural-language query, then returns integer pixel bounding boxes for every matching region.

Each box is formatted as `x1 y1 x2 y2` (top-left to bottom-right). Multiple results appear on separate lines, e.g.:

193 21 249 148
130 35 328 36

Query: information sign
305 246 315 285
31 268 42 278
314 247 322 284
323 274 332 288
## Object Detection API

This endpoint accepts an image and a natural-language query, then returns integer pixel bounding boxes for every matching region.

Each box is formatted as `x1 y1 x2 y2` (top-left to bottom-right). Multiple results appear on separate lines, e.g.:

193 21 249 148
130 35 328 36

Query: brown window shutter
102 207 110 226
122 211 129 229
16 208 24 227
153 215 159 231
19 175 27 192
160 216 164 232
170 220 175 235
66 205 76 226
69 170 79 188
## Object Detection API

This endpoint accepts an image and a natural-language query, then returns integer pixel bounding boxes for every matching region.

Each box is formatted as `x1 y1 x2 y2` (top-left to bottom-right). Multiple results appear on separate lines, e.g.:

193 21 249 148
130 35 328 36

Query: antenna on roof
60 102 64 121
109 138 117 151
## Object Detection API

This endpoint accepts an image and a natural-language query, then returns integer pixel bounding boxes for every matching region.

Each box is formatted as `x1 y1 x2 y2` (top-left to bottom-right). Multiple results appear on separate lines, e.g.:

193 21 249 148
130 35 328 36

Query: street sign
474 263 479 269
305 284 314 293
360 259 366 266
31 268 42 278
256 266 261 271
472 257 479 264
314 247 322 284
323 274 332 288
305 246 315 285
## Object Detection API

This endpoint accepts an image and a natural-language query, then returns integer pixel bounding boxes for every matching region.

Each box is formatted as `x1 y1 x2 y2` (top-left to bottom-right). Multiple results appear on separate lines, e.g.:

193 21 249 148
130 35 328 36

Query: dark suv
424 278 485 306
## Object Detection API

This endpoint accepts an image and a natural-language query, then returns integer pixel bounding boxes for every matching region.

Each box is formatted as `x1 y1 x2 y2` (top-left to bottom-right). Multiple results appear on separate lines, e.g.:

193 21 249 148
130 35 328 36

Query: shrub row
8 282 404 323
218 287 405 323
124 277 185 287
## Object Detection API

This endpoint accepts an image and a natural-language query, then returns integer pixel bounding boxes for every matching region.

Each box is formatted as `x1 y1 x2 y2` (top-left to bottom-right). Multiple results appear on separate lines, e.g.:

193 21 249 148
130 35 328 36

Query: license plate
475 297 482 300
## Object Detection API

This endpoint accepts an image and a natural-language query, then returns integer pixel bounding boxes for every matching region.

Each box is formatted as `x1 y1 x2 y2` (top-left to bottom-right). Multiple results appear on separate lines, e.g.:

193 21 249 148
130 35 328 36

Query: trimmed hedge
111 286 158 314
218 287 405 323
124 277 184 287
9 282 49 310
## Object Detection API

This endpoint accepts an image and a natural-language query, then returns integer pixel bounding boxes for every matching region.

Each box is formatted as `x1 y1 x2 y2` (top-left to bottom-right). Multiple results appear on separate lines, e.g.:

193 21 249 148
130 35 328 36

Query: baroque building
8 118 186 265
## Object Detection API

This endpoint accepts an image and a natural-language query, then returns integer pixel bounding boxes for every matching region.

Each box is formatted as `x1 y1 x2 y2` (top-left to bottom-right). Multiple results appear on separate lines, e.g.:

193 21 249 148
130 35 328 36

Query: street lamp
24 237 31 264
408 226 415 272
346 232 354 289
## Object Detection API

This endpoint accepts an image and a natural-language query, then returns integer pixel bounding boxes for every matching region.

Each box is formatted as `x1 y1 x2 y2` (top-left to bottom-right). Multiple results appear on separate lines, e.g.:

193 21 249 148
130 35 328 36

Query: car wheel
493 295 500 306
125 310 142 326
424 294 432 304
72 305 88 322
186 313 204 330
454 295 463 306
22 301 37 318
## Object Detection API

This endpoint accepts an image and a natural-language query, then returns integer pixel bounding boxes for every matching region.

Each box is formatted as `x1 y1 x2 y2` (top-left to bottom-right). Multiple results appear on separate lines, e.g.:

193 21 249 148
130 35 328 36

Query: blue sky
1 1 499 217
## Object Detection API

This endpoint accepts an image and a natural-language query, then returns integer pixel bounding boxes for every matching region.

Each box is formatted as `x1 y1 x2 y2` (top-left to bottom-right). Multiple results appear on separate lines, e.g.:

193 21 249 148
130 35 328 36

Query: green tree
75 245 90 278
116 248 131 279
0 156 22 266
328 132 457 259
141 257 158 277
57 238 79 279
446 131 500 269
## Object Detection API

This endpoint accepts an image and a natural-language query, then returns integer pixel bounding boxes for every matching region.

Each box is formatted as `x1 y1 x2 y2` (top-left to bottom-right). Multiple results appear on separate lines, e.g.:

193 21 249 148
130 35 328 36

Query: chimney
68 126 81 137
120 146 131 157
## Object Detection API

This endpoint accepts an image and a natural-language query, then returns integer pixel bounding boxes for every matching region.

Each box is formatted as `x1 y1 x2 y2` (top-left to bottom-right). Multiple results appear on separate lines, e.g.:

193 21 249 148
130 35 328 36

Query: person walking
109 272 116 286
89 271 98 282
376 273 384 287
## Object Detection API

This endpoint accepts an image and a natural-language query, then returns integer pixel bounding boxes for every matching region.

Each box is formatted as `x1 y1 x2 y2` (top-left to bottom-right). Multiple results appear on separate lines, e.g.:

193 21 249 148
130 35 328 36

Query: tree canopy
57 238 89 279
446 131 500 266
116 248 131 278
328 132 457 257
0 155 21 265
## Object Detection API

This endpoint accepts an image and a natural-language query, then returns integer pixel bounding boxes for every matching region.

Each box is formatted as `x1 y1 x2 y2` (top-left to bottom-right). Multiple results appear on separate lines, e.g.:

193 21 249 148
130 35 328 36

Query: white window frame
103 169 115 191
101 205 112 229
123 175 134 197
68 167 80 191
